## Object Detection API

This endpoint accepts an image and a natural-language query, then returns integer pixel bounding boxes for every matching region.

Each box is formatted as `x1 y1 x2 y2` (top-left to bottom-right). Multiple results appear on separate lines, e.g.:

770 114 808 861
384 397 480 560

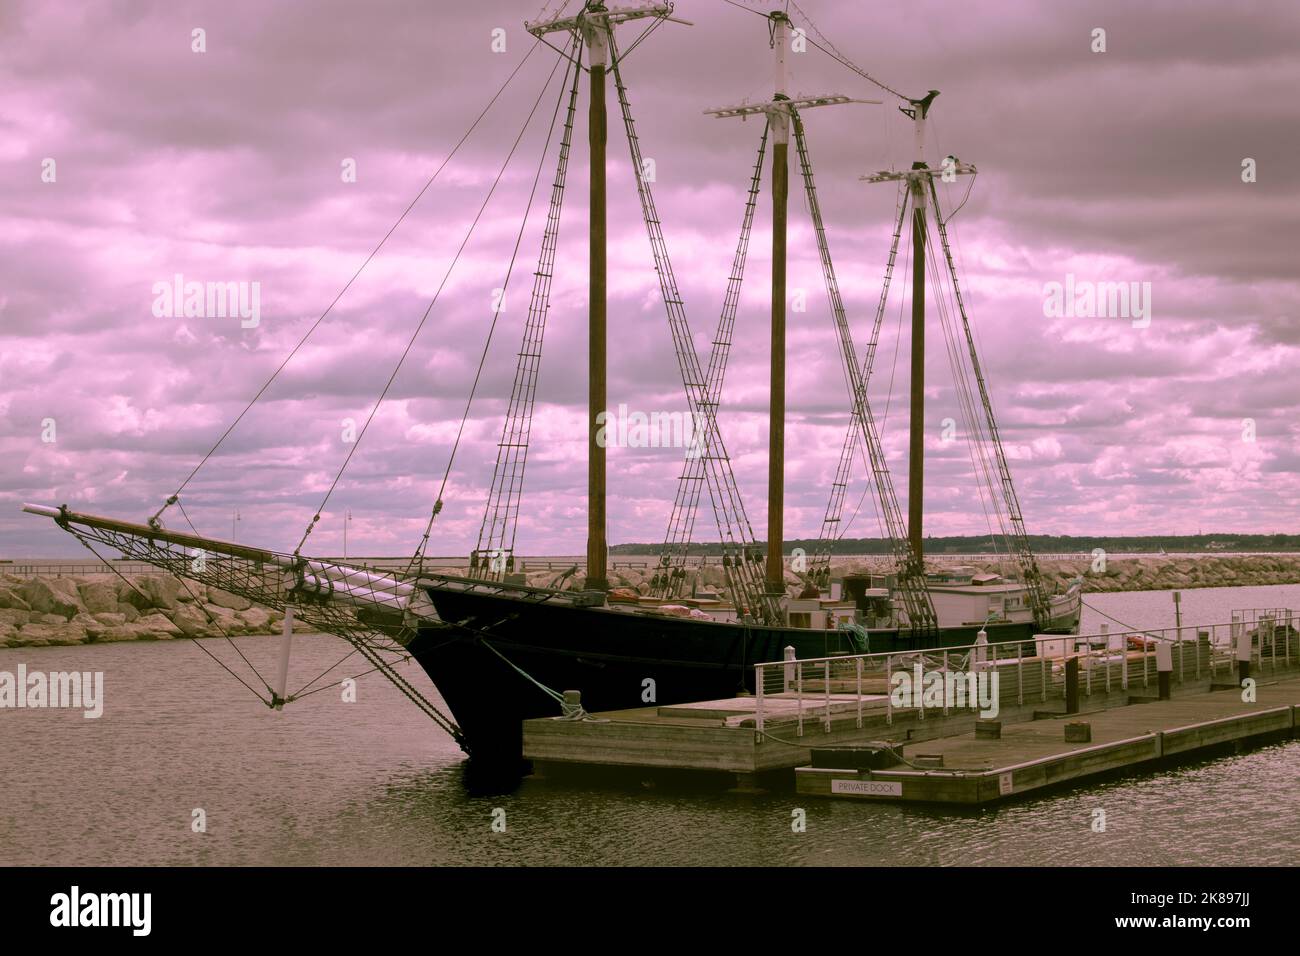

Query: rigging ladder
650 124 769 601
609 37 780 625
470 40 584 582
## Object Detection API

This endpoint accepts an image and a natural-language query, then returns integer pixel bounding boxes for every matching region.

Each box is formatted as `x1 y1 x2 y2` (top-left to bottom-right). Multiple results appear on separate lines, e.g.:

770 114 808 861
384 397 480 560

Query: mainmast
706 11 870 598
766 11 790 594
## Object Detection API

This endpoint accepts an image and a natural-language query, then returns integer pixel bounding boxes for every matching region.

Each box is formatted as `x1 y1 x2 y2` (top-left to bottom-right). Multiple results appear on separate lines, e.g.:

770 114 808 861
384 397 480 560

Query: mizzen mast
861 95 1052 628
904 91 938 560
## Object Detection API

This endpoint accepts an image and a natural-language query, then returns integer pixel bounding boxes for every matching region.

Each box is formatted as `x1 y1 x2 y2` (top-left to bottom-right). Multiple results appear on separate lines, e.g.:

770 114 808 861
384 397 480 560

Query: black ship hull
407 582 1046 769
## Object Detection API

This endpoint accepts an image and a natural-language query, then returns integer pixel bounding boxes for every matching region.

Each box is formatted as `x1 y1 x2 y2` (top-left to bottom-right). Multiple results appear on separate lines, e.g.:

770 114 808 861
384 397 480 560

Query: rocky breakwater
1009 554 1300 594
0 572 296 649
494 554 1300 599
817 554 1300 595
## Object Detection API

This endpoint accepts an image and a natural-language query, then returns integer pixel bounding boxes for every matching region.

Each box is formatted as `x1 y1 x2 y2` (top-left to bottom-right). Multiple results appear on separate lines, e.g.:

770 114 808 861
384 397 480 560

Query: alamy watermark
0 666 103 718
152 273 260 328
890 663 999 718
50 886 150 936
595 403 707 458
1042 273 1151 328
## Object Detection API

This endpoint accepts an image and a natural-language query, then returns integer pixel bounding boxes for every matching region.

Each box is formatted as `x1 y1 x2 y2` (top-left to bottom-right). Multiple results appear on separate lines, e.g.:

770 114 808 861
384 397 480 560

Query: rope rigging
468 33 585 582
808 187 911 589
835 190 911 545
650 122 769 601
790 109 937 633
926 175 1052 625
38 38 595 748
608 30 781 625
295 47 574 557
923 210 1013 580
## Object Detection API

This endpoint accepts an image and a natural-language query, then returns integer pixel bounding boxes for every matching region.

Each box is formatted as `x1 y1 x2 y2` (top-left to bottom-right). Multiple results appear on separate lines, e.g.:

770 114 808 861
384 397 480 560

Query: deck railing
752 611 1300 738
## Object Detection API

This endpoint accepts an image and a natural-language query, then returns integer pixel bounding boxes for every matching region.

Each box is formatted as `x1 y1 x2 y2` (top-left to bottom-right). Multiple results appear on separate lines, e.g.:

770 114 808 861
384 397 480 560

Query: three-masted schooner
24 2 1079 767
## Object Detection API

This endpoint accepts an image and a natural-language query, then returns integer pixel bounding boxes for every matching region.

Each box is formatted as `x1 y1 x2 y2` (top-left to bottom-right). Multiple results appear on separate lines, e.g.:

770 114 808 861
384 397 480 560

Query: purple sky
3 0 1298 559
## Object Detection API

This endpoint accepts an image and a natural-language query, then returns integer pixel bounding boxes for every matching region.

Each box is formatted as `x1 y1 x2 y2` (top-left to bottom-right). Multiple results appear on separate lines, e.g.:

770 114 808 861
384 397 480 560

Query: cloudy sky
2 0 1297 559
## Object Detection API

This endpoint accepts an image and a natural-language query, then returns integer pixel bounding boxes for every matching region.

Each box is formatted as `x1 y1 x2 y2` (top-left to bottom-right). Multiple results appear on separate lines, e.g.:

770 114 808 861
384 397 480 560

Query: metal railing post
1102 624 1112 691
1118 632 1128 691
885 653 893 726
917 654 925 722
824 658 832 733
1040 640 1048 703
856 657 863 729
1017 641 1024 707
796 661 804 738
942 650 950 717
755 664 765 737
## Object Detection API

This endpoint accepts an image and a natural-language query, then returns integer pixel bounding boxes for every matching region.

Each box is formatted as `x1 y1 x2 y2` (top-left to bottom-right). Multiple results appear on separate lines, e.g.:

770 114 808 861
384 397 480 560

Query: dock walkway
796 675 1300 804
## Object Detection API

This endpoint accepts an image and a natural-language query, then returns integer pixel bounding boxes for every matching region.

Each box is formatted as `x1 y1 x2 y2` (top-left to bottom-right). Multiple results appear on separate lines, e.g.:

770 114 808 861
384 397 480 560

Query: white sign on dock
831 779 903 797
999 772 1014 795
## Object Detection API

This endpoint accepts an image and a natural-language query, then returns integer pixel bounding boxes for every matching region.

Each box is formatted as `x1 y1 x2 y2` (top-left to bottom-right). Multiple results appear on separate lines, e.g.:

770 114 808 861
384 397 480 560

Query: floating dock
523 611 1300 800
795 677 1300 804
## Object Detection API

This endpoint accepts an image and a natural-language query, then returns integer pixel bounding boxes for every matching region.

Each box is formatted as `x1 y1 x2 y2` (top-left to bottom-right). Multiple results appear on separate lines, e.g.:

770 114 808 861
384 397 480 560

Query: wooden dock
523 619 1300 798
795 676 1300 804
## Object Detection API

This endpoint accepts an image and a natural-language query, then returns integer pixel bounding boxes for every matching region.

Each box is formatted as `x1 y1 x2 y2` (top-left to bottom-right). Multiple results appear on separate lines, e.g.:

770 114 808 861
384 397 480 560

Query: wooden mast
705 13 874 602
585 6 610 591
906 91 937 562
524 3 676 591
766 10 790 594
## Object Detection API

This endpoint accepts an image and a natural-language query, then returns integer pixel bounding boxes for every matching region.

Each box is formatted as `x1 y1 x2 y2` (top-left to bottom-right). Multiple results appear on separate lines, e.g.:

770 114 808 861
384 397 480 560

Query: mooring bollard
1064 721 1092 743
561 689 583 717
783 645 796 693
1064 656 1080 714
1156 641 1173 700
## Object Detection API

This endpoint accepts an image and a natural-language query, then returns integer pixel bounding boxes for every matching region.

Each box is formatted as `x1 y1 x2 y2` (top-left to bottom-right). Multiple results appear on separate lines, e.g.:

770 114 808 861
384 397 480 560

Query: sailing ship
24 2 1079 769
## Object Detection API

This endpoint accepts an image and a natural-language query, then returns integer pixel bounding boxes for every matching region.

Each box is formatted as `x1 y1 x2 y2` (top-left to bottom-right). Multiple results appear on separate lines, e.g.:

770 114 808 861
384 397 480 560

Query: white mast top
525 2 688 66
705 12 877 131
861 93 976 188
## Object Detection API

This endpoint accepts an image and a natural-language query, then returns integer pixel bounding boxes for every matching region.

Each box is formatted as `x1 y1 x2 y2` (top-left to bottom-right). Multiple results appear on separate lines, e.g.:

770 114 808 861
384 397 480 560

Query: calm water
2 583 1298 866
